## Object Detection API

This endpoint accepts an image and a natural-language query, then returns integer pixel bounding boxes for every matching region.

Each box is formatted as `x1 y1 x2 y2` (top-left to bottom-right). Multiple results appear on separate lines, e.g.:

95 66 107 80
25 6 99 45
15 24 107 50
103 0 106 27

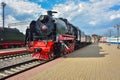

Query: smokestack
47 11 57 17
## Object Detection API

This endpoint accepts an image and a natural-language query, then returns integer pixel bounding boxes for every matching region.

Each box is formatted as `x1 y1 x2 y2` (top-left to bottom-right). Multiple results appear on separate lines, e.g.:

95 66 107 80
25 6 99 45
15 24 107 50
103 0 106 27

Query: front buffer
29 41 55 60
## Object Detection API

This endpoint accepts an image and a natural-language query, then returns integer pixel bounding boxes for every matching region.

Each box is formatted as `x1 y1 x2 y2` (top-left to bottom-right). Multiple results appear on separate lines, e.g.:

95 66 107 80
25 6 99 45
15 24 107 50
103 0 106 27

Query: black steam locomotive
25 11 91 60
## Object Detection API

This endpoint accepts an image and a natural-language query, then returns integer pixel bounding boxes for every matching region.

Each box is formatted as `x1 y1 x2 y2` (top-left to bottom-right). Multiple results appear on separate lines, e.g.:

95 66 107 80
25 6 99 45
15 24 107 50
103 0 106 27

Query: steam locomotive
25 11 91 60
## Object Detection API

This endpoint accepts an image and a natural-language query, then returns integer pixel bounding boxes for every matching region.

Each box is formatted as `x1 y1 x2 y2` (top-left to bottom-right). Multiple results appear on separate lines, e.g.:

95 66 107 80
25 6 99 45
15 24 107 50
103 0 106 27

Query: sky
0 0 120 36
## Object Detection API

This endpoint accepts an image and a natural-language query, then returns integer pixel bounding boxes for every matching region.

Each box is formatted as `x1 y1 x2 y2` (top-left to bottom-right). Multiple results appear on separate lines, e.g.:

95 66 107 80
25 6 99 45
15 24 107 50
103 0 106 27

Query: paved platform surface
0 47 27 57
0 47 26 54
29 43 120 80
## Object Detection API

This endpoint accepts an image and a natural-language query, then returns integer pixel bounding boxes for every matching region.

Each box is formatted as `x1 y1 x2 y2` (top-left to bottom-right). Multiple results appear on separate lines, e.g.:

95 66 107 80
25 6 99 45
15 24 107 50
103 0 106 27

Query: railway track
0 52 33 69
0 59 49 80
0 52 31 61
0 48 57 79
0 52 48 80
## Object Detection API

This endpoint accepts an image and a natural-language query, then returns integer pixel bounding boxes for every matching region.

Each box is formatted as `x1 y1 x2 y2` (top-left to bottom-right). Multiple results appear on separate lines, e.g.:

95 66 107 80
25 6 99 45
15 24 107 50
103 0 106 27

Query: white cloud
0 15 18 27
89 21 97 26
0 15 27 33
0 0 47 33
53 1 84 20
1 0 46 15
5 15 30 34
51 0 120 35
53 0 120 26
6 15 18 23
90 0 101 2
0 0 120 35
110 14 120 20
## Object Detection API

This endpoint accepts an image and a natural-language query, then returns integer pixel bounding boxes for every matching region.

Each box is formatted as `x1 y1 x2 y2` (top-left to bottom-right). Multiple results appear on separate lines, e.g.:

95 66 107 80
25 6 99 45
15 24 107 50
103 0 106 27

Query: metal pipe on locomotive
25 11 88 60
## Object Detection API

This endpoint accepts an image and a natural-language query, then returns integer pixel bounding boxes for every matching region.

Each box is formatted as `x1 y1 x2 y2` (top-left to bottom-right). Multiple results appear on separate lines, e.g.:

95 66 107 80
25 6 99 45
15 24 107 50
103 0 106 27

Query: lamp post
1 2 6 29
114 25 120 48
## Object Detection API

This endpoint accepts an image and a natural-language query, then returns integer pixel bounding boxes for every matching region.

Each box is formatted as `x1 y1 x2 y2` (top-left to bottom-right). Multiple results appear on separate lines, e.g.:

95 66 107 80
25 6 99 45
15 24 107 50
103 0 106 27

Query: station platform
7 43 120 80
0 48 27 56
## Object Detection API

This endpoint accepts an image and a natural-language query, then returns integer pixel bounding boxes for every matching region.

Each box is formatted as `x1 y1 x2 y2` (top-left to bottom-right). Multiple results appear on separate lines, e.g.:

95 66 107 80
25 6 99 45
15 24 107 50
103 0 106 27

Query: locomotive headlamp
39 15 45 21
34 48 42 53
39 15 49 23
41 25 47 31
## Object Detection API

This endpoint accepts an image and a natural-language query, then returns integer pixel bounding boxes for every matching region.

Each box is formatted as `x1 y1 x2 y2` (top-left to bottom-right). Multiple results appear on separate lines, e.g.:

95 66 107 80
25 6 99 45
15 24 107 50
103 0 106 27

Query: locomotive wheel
60 45 65 56
60 52 64 57
48 51 55 60
53 42 65 58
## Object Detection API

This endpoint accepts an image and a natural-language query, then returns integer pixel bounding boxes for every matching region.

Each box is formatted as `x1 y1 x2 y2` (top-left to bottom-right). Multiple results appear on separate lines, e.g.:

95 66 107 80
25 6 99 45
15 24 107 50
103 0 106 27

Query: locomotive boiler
27 11 76 41
25 11 90 60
